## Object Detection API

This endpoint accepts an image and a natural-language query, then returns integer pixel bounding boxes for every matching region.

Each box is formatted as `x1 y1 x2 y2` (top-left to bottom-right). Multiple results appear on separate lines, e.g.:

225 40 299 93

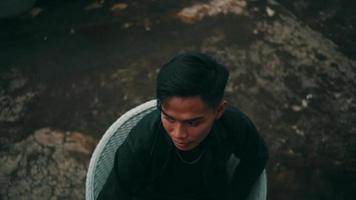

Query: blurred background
0 0 355 199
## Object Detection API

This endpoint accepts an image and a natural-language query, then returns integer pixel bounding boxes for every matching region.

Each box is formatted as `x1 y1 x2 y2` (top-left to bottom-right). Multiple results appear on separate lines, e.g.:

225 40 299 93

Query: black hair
156 52 229 108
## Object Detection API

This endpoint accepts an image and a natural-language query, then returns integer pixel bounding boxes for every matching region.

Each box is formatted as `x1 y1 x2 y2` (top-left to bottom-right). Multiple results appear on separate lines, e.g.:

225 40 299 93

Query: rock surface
0 0 355 199
0 128 97 200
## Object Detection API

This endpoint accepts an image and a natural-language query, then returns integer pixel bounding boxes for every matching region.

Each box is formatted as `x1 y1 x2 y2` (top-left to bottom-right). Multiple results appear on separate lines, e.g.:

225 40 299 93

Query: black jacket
98 106 268 200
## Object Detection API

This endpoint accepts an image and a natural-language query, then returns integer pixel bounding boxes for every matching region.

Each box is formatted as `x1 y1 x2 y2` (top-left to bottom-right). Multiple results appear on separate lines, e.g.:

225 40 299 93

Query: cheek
161 119 170 131
161 118 175 135
189 123 212 139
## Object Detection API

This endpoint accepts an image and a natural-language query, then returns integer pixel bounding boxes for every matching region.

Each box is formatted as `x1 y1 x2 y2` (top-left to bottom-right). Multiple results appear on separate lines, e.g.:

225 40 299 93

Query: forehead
161 96 212 119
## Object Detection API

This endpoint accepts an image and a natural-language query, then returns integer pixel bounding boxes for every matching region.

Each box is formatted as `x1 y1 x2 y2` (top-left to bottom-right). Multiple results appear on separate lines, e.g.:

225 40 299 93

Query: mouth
173 139 188 145
173 140 191 149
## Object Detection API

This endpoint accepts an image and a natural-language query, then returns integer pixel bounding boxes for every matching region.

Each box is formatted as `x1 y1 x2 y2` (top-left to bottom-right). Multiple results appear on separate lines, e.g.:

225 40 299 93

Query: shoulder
113 109 162 192
132 109 161 132
219 106 268 159
126 109 161 149
218 105 259 143
221 106 255 129
115 109 162 168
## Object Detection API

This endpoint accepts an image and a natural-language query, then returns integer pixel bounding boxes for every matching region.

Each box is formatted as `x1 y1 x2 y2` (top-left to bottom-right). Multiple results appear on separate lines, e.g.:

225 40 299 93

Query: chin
174 142 198 151
174 143 191 151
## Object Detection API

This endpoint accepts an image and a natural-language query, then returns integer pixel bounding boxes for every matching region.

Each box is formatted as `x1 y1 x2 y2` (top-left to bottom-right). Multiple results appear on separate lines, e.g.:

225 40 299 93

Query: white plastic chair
85 99 267 200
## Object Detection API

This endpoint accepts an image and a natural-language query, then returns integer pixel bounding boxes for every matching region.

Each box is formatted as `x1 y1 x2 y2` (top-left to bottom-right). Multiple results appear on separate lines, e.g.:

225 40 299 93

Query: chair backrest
247 169 267 200
86 100 157 200
85 99 267 200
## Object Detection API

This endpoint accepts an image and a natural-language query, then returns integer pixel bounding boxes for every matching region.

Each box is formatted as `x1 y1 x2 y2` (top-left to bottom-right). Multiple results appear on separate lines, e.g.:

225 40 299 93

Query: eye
164 116 175 123
186 120 201 127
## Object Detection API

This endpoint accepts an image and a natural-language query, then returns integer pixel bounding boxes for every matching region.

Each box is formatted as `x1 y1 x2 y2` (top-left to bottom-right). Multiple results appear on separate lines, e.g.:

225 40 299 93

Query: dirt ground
1 0 355 199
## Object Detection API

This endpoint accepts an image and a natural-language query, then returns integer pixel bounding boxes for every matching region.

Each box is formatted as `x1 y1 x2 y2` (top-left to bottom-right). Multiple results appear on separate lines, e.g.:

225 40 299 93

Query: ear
215 100 227 119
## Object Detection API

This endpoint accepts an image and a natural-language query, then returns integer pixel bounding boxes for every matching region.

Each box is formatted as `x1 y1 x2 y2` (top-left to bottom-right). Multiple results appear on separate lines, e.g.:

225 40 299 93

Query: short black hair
156 52 229 108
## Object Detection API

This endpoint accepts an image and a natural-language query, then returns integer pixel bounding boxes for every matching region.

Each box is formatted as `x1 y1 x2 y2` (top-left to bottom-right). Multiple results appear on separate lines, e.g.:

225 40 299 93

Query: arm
227 113 269 200
97 149 131 200
97 112 158 200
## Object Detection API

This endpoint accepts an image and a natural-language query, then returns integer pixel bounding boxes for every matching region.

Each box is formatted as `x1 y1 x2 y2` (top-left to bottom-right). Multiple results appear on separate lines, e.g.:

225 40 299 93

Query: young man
98 53 268 200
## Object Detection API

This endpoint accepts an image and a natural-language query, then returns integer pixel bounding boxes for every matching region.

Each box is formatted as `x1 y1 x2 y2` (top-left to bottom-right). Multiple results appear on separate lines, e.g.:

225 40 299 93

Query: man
98 52 268 200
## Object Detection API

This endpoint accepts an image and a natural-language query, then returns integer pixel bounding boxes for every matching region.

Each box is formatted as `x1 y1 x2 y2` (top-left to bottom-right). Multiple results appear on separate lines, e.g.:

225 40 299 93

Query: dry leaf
177 0 247 24
85 1 105 10
111 3 128 12
291 105 302 112
266 6 275 17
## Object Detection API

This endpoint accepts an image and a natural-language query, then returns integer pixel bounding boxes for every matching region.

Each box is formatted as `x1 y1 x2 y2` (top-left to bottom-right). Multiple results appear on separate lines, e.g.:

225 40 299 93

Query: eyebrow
160 108 205 123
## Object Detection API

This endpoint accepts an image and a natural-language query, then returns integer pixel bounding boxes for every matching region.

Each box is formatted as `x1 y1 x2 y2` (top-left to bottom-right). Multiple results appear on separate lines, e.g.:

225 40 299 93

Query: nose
171 123 188 140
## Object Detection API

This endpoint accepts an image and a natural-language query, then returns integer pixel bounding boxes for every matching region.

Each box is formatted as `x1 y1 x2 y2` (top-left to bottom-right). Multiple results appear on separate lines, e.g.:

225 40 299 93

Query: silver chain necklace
175 148 206 165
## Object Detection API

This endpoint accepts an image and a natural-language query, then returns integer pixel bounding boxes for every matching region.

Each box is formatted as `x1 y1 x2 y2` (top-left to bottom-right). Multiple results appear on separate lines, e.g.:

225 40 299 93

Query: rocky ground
0 0 355 199
277 0 356 60
0 128 97 199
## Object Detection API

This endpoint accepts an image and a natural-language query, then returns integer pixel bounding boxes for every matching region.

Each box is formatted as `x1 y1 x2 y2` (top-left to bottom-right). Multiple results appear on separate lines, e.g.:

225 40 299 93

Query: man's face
160 96 225 151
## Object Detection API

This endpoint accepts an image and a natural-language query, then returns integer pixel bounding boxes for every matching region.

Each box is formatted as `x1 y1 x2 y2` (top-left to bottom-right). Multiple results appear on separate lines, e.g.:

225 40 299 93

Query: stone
177 0 247 23
34 128 65 147
0 128 97 200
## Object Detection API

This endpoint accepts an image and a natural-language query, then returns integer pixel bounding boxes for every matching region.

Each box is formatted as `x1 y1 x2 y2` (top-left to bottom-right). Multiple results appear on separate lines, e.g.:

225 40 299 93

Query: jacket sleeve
97 149 131 200
97 111 158 200
227 112 269 200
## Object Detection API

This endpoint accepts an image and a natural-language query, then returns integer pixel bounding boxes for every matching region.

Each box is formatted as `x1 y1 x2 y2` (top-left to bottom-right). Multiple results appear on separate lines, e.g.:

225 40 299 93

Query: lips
173 140 191 149
173 139 188 145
